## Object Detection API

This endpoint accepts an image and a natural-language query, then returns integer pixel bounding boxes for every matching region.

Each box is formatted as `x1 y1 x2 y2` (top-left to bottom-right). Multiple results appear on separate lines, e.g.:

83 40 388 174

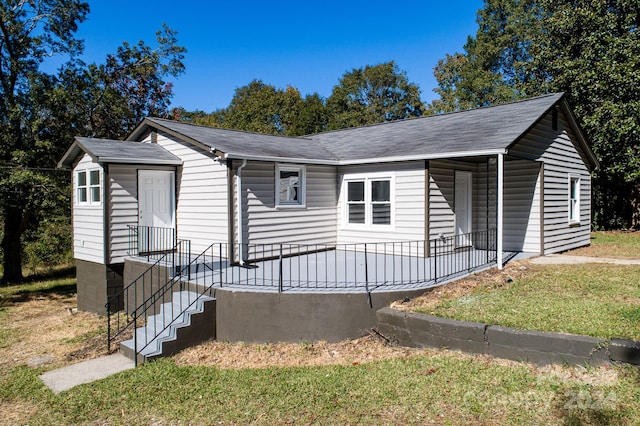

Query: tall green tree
326 61 424 129
0 0 89 283
532 0 640 229
194 79 327 136
0 1 186 283
430 0 640 229
428 0 543 114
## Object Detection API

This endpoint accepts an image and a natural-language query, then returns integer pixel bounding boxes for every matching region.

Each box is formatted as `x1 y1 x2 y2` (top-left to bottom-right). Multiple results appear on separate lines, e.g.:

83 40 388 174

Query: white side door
138 170 175 252
455 171 472 246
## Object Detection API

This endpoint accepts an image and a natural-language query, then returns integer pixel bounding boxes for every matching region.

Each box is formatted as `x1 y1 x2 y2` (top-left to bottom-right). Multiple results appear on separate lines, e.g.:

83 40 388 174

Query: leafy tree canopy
326 61 424 129
0 1 186 283
429 0 640 229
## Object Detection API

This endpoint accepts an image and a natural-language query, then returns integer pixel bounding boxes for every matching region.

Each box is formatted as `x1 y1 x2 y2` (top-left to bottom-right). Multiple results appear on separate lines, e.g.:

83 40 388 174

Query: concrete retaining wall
215 288 427 343
376 307 639 366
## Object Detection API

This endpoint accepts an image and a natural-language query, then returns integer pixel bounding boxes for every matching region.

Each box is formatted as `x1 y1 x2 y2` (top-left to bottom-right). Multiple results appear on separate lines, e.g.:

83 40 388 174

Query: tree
196 80 327 136
429 0 640 229
532 0 640 229
326 61 424 129
0 0 89 283
428 0 544 114
0 1 186 283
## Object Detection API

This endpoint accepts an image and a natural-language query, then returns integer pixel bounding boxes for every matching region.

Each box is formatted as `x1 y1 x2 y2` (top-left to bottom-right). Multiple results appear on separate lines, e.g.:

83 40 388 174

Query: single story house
59 92 598 318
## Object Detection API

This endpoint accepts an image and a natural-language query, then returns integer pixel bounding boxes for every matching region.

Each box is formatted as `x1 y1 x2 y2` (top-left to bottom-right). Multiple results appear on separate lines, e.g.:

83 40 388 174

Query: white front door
139 170 175 228
455 171 472 246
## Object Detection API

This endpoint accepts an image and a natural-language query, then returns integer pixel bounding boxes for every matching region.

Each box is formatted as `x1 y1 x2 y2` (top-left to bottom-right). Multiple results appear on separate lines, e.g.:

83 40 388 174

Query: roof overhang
127 118 212 152
57 137 183 169
220 148 508 166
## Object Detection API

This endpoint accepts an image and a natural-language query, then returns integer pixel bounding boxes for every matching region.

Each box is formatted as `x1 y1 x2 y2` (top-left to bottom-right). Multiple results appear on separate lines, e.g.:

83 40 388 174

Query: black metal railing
180 228 498 291
106 238 191 353
126 242 223 365
108 228 497 363
128 225 177 259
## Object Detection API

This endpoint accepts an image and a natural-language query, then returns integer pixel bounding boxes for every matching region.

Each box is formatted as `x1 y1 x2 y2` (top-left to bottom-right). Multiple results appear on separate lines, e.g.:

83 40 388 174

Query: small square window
276 165 305 207
76 168 101 205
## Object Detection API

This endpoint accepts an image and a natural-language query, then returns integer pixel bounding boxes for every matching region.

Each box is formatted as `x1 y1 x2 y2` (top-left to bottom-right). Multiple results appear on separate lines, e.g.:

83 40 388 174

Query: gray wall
508 109 592 254
238 161 338 248
76 259 123 315
215 287 426 343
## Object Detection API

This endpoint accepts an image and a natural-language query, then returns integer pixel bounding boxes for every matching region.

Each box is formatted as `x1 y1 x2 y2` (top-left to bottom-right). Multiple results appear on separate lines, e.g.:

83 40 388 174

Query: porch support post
497 153 504 270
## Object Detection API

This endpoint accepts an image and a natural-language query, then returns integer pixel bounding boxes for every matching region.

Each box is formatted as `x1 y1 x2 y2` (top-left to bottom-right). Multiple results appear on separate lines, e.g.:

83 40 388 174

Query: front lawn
1 234 640 425
400 232 640 340
570 230 640 258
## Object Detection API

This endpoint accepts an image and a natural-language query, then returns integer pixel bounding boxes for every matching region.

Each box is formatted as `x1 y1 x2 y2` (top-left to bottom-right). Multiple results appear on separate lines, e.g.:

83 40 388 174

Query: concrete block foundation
76 259 124 316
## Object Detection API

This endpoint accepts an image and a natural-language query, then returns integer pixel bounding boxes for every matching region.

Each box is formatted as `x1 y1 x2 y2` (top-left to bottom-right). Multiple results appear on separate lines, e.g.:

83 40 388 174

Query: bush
23 217 73 273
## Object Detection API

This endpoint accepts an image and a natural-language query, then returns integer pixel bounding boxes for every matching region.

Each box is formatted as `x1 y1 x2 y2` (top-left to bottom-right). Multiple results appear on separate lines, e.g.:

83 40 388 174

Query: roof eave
96 157 183 166
223 152 339 165
338 149 509 165
57 138 98 169
558 100 600 171
223 149 508 166
127 118 212 152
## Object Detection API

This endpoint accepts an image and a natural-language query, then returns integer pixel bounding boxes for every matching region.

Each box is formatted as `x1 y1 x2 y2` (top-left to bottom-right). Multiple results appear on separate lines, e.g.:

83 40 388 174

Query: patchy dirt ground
0 290 107 371
391 260 534 313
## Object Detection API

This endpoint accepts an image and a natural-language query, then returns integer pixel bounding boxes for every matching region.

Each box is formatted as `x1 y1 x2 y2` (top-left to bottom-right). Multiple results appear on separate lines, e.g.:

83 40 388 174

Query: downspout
236 159 248 265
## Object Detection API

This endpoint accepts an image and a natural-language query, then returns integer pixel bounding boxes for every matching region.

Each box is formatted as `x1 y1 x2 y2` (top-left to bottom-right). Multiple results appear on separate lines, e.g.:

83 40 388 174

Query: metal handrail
106 238 191 353
111 228 498 363
130 241 222 365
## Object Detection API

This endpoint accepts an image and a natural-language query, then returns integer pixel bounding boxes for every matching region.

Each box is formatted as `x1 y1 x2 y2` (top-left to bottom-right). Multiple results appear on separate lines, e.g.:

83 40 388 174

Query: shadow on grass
23 264 76 283
0 265 77 306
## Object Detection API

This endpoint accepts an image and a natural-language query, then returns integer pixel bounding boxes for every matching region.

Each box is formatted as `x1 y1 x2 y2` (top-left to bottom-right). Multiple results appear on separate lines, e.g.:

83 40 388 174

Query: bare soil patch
0 292 106 372
391 260 533 313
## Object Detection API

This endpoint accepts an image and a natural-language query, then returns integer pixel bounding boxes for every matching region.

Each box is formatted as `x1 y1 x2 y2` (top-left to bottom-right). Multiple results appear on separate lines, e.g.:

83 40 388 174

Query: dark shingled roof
310 93 565 163
128 93 567 165
65 93 596 170
132 118 339 163
58 137 182 168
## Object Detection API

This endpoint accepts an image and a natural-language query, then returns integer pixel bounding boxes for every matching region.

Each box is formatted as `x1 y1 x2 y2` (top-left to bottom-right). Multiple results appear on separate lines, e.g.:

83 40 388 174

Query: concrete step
121 290 216 363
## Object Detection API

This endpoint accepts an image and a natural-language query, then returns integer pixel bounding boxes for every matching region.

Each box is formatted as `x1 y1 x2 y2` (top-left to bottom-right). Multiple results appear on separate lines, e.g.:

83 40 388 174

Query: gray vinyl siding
240 161 337 246
107 165 138 263
503 159 541 253
72 154 105 263
155 132 229 254
337 161 424 245
508 111 591 254
476 159 497 233
428 159 483 240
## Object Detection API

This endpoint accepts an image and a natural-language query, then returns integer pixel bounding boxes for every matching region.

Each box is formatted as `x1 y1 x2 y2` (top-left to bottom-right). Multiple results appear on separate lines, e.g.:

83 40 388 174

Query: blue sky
57 0 484 112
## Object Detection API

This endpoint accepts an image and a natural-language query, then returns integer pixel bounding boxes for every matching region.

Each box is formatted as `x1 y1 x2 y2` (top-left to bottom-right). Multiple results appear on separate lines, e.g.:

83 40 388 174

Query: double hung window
345 176 393 227
569 176 580 224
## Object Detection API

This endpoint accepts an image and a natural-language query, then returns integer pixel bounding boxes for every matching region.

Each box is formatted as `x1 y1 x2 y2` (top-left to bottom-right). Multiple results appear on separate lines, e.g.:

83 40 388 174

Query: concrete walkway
530 254 640 265
40 353 134 394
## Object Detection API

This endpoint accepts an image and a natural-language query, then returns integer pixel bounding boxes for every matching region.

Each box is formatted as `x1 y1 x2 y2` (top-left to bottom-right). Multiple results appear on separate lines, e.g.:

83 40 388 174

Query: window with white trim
76 169 101 205
276 164 305 207
345 176 393 227
569 176 580 223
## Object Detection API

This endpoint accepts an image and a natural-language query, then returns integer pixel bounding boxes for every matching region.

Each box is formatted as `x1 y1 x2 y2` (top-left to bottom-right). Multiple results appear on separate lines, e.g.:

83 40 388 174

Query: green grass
415 263 640 340
571 231 640 258
2 357 639 425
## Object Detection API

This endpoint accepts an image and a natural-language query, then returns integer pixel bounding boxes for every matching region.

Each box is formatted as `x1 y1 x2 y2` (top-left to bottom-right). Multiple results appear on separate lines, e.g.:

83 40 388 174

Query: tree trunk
632 181 640 231
1 207 25 284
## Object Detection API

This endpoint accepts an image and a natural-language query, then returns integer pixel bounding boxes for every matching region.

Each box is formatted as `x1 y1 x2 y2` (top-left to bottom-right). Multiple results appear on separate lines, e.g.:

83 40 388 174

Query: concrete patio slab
40 353 134 394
